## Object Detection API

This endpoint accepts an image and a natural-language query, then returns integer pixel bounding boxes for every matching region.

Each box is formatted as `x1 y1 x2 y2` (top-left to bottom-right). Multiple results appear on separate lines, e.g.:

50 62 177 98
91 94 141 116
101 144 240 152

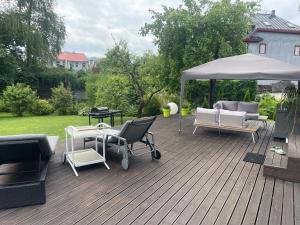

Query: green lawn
0 113 131 140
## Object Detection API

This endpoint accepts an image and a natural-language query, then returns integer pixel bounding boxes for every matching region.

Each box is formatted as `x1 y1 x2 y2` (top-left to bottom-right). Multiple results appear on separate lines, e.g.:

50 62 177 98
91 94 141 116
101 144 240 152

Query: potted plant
162 104 170 118
181 103 189 117
274 86 297 139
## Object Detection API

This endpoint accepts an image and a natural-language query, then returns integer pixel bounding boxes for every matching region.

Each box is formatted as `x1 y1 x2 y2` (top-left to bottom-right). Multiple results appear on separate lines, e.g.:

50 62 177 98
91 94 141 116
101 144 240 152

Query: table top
66 126 119 139
66 126 104 139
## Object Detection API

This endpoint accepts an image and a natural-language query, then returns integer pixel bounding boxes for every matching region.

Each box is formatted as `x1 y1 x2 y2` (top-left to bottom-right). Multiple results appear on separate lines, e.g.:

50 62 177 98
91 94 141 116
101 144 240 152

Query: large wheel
151 150 161 160
121 158 129 170
62 152 67 164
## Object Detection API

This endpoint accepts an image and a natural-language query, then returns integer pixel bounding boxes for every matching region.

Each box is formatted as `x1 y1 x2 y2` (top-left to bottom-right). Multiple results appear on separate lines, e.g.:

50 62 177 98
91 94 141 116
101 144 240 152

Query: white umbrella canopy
182 53 300 81
179 53 300 131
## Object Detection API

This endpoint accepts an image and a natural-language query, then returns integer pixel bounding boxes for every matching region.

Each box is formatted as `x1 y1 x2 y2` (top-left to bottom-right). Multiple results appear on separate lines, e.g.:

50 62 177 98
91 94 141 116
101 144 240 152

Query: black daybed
0 134 58 209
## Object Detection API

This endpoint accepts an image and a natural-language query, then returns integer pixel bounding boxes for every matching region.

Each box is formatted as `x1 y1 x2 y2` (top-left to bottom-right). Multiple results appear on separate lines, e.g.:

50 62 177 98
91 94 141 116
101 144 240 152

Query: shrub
31 99 54 115
143 96 161 116
243 89 251 102
258 93 279 120
50 83 75 115
76 102 91 116
0 98 9 112
202 97 209 108
95 75 138 114
3 83 37 116
85 75 98 106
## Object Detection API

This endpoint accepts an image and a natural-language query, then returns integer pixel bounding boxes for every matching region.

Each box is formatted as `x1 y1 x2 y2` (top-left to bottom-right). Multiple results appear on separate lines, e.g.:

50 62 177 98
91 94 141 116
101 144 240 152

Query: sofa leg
193 127 198 135
251 133 256 144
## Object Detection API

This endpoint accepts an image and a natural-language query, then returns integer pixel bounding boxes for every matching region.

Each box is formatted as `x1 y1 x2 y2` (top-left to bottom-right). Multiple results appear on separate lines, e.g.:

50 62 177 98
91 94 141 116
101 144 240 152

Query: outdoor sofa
194 107 260 143
213 101 259 120
0 134 58 209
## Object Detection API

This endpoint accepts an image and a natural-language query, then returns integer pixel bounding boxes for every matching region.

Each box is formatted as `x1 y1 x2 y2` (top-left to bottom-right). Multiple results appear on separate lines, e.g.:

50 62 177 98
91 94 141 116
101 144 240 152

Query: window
295 46 300 56
82 63 86 68
75 62 78 67
259 43 266 54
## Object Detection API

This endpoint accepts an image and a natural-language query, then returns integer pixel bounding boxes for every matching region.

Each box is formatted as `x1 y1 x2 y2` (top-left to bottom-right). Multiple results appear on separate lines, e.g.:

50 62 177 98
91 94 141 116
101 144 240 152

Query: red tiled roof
57 52 88 62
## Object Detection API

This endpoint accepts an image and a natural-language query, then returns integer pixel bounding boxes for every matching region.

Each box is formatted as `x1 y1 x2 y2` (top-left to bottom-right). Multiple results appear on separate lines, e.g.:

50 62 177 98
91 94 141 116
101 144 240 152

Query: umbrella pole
178 78 185 133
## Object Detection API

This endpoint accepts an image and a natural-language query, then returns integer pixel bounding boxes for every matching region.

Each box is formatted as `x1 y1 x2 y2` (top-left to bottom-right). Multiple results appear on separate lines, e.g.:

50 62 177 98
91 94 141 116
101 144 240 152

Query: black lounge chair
83 116 161 170
0 134 58 209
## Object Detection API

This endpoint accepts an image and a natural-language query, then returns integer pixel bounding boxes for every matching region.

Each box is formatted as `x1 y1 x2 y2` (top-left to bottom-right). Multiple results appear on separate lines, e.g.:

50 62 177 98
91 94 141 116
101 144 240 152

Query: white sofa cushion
195 107 219 125
219 109 247 128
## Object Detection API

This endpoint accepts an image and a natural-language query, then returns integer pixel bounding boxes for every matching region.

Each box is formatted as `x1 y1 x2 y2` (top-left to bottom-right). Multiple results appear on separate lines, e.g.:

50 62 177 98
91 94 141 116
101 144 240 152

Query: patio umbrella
179 53 300 131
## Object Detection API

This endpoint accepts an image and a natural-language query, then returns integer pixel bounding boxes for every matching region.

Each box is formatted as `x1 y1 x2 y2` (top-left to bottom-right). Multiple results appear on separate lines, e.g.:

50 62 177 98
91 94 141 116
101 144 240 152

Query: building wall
248 32 300 86
53 60 89 71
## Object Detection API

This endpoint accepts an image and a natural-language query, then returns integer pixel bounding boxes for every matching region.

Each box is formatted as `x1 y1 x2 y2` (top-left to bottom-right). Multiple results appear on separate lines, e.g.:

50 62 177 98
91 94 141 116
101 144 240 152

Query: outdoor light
168 102 178 115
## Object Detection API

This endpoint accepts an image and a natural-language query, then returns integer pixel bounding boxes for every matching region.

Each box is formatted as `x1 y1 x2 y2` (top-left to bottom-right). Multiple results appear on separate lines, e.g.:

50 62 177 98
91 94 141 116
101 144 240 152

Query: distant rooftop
253 10 300 32
245 10 300 43
57 52 88 62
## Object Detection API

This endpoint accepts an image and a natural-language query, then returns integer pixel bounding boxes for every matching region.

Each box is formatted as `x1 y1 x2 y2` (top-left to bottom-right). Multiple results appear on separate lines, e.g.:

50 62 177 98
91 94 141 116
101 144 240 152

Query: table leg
110 114 114 127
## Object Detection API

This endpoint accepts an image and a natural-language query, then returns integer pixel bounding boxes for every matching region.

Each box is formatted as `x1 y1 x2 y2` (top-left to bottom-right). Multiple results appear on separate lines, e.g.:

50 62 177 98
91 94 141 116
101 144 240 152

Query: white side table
64 126 110 176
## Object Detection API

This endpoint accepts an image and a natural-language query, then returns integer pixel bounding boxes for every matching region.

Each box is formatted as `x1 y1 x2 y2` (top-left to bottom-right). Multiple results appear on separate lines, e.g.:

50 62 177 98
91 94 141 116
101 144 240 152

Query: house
244 10 300 88
54 52 89 71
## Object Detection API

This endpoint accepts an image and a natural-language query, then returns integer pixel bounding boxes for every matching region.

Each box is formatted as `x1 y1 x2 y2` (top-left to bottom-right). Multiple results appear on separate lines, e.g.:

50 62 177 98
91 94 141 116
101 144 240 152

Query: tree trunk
137 100 145 118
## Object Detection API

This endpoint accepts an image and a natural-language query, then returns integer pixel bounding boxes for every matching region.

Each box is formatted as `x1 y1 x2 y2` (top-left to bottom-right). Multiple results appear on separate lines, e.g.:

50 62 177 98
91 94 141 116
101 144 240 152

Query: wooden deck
1 116 300 225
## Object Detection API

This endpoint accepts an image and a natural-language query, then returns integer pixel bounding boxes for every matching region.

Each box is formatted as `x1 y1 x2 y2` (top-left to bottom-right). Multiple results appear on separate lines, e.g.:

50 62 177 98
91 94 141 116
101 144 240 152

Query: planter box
274 106 293 139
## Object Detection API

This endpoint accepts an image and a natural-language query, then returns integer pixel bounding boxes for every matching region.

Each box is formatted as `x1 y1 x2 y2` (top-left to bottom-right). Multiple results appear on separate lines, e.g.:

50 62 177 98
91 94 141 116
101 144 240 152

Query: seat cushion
237 102 258 113
219 109 246 128
246 113 259 120
220 101 238 111
195 108 219 124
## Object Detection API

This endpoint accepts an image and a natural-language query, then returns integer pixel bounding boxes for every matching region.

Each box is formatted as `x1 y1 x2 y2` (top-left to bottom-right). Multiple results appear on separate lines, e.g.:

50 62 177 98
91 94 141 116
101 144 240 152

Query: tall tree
141 0 259 92
0 0 65 67
99 41 164 117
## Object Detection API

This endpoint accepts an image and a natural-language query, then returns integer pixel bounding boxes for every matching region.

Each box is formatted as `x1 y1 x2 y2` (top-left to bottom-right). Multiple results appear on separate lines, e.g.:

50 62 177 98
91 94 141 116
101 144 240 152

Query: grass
0 113 131 140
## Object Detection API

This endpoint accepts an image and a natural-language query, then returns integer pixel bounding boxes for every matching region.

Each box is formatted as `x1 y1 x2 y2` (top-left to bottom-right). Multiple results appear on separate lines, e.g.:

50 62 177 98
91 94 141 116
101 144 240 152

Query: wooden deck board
0 116 299 225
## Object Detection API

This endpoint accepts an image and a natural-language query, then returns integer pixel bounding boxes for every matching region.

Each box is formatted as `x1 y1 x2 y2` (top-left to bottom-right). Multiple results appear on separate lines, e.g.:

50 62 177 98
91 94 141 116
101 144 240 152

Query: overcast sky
55 0 300 58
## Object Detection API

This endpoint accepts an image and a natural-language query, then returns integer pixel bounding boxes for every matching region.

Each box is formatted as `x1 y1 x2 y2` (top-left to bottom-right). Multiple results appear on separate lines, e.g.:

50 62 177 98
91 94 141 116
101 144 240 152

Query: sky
55 0 300 58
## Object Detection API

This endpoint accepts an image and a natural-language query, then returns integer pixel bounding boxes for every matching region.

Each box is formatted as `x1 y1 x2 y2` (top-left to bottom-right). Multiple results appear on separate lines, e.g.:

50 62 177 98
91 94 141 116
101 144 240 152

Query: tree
0 0 65 68
50 83 75 115
141 0 259 93
99 41 164 117
3 83 37 116
0 44 17 92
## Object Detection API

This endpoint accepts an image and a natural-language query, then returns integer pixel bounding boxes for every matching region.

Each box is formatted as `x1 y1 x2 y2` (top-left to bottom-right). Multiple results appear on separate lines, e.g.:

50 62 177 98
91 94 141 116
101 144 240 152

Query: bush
186 80 257 109
258 93 279 120
31 99 54 115
85 75 98 106
3 83 37 116
243 89 251 102
143 96 161 116
76 102 91 116
51 83 76 115
0 98 9 112
95 75 138 114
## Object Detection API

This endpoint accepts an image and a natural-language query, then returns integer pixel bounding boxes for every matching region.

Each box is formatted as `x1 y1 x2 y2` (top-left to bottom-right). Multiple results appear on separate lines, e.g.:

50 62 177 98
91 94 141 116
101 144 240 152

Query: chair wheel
121 159 129 170
62 152 66 164
152 150 161 160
